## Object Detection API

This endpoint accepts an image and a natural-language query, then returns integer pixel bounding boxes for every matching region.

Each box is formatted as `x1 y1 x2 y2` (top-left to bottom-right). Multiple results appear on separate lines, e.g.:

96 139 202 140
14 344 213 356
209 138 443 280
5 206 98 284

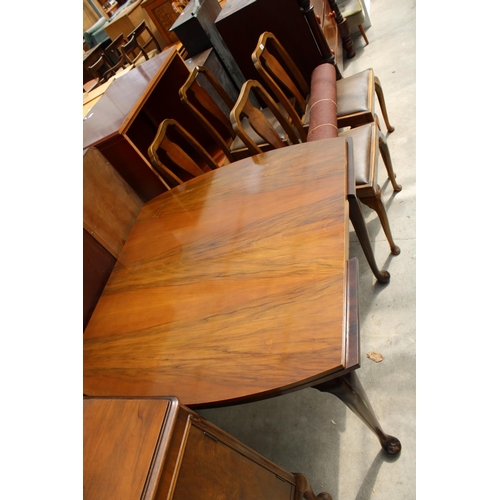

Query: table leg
313 371 401 455
294 473 333 500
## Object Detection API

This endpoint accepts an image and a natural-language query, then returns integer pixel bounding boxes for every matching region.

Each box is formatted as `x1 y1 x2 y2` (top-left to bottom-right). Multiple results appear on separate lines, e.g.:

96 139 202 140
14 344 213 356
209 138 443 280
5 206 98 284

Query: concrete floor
198 1 416 499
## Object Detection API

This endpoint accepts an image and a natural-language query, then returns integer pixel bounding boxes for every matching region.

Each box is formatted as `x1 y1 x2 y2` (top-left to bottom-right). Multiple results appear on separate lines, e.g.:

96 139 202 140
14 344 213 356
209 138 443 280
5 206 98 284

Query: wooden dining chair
230 80 302 156
121 35 152 67
103 34 131 76
306 62 401 281
179 66 292 162
88 55 116 84
148 118 219 189
251 31 394 133
127 20 161 60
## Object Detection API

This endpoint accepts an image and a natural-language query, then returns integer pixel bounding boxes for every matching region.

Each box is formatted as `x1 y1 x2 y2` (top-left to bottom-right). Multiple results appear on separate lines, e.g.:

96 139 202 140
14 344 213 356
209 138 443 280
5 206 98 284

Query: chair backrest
105 34 127 63
127 20 161 56
103 34 129 74
88 55 115 83
121 35 150 66
230 80 302 156
148 118 219 188
179 65 238 162
252 31 310 141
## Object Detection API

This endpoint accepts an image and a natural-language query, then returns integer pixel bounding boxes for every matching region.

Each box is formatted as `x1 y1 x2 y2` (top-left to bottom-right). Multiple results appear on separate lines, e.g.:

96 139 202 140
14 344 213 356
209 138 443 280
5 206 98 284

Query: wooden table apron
83 139 350 406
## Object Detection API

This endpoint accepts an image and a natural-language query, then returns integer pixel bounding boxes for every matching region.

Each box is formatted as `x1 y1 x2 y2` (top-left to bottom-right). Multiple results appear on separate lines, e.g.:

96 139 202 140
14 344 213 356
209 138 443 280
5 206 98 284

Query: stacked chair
124 20 162 66
88 54 115 85
88 21 162 88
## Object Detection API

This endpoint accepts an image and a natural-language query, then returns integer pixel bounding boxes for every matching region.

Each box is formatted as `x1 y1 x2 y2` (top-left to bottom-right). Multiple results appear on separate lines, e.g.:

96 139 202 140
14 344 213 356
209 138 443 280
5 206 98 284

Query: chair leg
359 24 369 45
360 187 400 256
374 76 395 133
378 131 402 192
348 194 390 283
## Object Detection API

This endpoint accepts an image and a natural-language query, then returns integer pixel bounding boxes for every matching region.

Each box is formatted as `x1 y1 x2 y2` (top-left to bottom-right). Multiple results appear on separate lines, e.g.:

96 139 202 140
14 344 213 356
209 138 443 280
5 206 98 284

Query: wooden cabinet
84 397 330 500
311 0 344 71
214 0 343 87
82 48 215 202
142 0 181 46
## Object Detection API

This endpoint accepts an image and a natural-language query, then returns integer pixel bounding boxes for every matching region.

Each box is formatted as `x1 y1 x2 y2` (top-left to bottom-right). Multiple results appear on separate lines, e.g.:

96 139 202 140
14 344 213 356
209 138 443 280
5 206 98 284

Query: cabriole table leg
314 371 401 455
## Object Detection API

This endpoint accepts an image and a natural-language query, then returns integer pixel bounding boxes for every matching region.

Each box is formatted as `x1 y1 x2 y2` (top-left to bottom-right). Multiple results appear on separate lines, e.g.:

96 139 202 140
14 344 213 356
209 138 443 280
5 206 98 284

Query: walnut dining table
83 138 401 455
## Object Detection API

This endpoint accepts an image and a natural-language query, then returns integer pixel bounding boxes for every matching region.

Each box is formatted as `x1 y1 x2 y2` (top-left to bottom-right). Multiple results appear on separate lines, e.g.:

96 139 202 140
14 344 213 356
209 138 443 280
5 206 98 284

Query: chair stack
86 20 163 90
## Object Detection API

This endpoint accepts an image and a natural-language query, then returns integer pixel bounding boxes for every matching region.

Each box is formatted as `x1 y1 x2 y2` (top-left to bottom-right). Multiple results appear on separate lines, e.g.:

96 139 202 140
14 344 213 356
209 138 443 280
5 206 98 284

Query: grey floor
198 1 416 499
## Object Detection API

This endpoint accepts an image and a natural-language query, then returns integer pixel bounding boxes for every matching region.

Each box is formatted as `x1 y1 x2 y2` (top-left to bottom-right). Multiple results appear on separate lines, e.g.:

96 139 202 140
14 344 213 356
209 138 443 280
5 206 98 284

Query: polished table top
83 139 350 406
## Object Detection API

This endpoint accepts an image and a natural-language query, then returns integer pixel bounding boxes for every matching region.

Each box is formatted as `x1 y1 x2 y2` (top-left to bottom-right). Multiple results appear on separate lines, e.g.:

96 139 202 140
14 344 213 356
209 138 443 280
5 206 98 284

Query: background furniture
122 33 157 66
325 0 356 58
88 55 116 83
83 70 135 117
127 19 162 56
83 47 215 202
312 0 344 69
214 0 342 90
104 0 168 50
83 40 112 84
337 0 369 45
170 0 246 89
169 0 221 57
184 47 239 102
83 139 401 455
84 17 111 49
102 33 131 74
84 397 332 499
142 0 182 46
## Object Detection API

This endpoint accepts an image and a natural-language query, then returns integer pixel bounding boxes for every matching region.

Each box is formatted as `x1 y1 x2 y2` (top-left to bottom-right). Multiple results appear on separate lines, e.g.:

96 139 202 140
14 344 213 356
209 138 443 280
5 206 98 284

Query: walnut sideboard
83 397 331 500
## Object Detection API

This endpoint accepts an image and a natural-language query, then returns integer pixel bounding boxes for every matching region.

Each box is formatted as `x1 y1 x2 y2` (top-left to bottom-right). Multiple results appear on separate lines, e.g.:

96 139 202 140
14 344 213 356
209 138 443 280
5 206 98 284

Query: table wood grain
84 139 349 406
